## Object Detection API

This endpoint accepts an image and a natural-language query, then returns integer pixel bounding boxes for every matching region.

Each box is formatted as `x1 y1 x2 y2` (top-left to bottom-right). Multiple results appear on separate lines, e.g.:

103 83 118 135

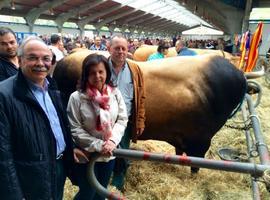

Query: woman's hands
73 148 90 163
101 140 116 156
73 140 117 161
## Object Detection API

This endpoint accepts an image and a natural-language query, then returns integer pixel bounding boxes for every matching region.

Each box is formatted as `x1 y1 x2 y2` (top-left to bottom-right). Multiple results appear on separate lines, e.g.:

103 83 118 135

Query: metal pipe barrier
86 94 270 200
241 102 261 200
88 148 270 200
87 153 127 200
245 94 270 165
247 80 262 108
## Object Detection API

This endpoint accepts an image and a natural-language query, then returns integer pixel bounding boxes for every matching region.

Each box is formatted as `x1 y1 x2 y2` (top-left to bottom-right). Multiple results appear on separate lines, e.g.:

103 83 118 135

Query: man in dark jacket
0 27 19 81
0 36 86 200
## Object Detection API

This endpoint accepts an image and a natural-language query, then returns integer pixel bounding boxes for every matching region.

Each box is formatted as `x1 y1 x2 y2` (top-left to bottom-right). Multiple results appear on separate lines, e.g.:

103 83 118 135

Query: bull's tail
228 93 245 118
204 56 247 120
228 73 247 119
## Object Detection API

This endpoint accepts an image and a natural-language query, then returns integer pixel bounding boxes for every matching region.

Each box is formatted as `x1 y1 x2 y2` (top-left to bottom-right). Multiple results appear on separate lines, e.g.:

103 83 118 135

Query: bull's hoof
191 167 199 174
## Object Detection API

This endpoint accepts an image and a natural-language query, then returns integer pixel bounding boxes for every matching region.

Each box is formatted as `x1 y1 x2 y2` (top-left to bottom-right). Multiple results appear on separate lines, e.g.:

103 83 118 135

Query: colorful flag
239 33 246 52
245 22 263 72
239 31 250 69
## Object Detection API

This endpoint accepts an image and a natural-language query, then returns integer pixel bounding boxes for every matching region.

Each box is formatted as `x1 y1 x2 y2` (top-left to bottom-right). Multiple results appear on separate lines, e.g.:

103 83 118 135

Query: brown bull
54 51 247 172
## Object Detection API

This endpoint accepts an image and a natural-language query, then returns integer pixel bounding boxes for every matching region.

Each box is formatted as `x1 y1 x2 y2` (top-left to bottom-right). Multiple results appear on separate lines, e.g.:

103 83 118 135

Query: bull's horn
244 66 265 79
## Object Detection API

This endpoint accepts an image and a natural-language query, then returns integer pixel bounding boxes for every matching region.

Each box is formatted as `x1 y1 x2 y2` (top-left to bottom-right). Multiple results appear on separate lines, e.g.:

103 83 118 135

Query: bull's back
136 55 246 141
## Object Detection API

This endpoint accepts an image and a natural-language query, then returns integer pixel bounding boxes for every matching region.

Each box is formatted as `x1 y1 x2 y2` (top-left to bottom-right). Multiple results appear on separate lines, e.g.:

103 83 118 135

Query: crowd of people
0 25 239 200
0 26 145 200
36 33 232 60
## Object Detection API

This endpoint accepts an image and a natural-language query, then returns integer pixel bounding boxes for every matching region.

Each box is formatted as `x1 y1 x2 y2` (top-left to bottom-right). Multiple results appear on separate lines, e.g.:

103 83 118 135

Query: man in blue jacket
0 36 86 200
175 40 197 56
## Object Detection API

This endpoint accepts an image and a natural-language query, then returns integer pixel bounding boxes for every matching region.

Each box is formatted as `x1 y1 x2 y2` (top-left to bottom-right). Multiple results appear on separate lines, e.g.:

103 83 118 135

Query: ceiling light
11 0 16 10
49 8 54 16
194 5 198 14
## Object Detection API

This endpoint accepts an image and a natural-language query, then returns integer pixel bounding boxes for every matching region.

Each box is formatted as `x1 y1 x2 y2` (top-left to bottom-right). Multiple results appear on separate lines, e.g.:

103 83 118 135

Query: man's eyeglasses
24 55 52 63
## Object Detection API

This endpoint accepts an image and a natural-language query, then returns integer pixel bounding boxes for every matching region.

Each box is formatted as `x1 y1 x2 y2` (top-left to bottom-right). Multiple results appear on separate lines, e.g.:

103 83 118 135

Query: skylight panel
113 0 211 27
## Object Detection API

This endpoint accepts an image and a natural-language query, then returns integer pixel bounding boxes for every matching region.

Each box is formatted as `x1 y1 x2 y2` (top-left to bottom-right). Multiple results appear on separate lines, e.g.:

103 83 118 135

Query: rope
224 121 252 131
229 117 250 125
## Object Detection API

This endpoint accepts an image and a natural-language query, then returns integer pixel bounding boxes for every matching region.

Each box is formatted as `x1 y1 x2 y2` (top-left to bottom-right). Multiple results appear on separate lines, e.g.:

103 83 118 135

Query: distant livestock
133 44 240 68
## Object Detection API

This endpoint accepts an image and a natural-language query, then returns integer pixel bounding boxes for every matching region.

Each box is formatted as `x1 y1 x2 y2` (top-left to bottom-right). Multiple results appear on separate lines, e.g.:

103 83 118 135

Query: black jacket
0 69 74 200
0 57 18 82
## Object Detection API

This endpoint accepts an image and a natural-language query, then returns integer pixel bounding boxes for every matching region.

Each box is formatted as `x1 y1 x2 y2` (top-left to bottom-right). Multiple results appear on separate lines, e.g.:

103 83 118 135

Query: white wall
62 27 80 36
32 25 58 35
0 22 29 32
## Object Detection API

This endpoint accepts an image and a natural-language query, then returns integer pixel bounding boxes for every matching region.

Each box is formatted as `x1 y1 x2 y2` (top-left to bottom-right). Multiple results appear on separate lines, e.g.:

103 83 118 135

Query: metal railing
87 94 270 200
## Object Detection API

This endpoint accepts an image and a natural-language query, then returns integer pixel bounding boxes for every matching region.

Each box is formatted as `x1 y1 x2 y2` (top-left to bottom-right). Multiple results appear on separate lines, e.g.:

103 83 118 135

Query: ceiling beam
77 0 134 28
0 0 10 10
181 0 226 20
127 14 157 26
96 8 138 27
148 21 182 31
25 0 70 26
137 17 167 27
96 0 163 28
55 0 106 27
121 12 147 24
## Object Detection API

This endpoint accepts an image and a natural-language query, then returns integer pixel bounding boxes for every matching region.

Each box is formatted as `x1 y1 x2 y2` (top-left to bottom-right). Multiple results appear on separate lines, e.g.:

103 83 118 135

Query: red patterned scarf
86 83 114 141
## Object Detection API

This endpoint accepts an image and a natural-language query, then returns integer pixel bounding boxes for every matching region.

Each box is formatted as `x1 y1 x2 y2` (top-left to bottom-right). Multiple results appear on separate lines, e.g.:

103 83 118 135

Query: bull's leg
175 146 199 173
185 139 211 174
175 147 184 155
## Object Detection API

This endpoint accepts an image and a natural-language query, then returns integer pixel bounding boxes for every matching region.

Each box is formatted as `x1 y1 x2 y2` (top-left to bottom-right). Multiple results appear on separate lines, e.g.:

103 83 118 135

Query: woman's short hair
80 53 111 92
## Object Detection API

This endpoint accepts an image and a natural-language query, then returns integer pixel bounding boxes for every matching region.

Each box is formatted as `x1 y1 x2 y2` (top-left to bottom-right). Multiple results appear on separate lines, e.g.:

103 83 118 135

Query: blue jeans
74 159 115 200
111 122 132 190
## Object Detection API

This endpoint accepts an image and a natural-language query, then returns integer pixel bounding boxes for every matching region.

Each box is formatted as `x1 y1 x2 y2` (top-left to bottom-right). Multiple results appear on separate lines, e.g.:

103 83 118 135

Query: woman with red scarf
67 54 128 200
